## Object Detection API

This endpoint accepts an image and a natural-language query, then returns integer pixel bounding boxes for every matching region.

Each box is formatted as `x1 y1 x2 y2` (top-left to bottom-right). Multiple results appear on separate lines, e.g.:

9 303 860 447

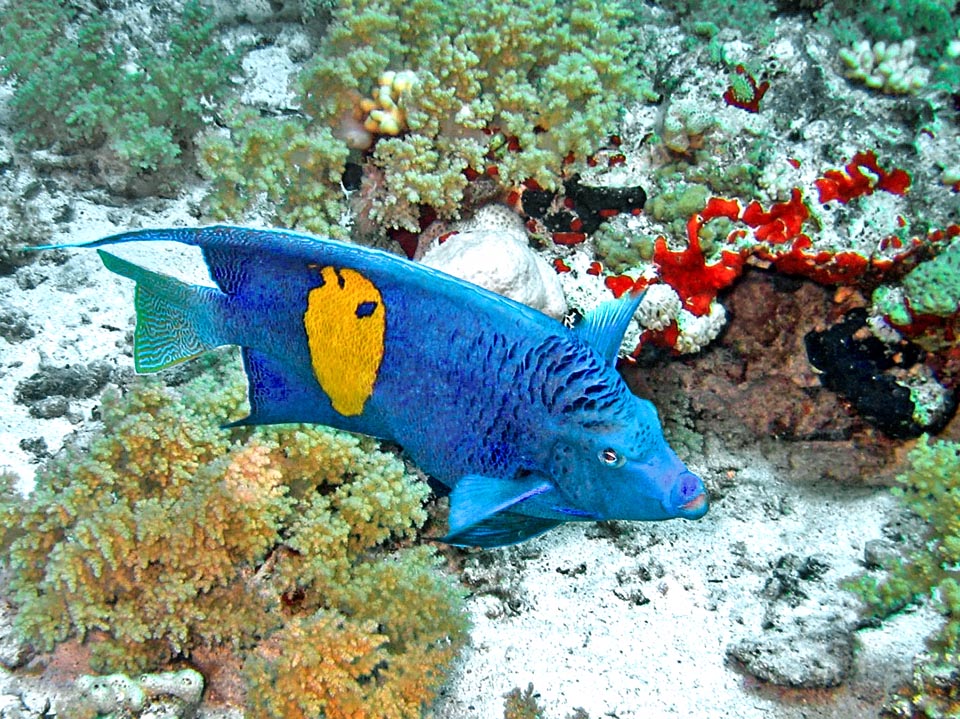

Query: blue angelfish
43 226 708 547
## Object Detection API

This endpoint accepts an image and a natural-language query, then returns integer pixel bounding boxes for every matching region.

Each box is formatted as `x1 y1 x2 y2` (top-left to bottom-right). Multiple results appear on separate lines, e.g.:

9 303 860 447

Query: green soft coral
202 109 352 238
650 0 776 40
0 0 239 181
871 237 960 351
901 237 960 318
819 0 959 69
849 436 960 714
1 355 467 716
204 0 643 235
831 0 958 60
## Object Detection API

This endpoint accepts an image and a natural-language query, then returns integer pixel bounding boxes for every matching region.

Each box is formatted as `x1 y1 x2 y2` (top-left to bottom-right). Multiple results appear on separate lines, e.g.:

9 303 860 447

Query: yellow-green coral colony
850 436 960 715
0 361 468 717
839 39 930 94
202 0 643 235
341 69 419 149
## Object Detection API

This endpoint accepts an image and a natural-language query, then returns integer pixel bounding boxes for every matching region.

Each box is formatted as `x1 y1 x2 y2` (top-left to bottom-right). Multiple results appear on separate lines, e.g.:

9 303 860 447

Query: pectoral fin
443 474 560 548
444 512 562 548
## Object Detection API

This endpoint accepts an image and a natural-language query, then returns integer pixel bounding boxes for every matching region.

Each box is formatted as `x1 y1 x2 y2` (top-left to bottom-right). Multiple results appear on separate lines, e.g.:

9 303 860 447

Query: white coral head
636 283 682 331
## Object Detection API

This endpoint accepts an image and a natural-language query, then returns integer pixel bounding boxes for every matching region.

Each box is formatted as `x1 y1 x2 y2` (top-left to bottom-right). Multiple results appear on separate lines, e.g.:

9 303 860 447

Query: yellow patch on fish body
303 266 385 416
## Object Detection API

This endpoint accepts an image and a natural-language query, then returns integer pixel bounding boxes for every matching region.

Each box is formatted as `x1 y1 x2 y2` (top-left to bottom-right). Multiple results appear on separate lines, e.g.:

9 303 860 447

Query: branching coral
823 0 959 62
872 235 960 351
849 435 960 715
839 39 931 95
203 0 643 236
593 151 933 356
0 354 468 716
245 547 464 719
0 0 239 186
202 109 352 238
503 683 547 719
650 0 776 41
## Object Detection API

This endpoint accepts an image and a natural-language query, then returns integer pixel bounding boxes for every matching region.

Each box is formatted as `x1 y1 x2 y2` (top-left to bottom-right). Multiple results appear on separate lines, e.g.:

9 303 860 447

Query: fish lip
676 491 708 519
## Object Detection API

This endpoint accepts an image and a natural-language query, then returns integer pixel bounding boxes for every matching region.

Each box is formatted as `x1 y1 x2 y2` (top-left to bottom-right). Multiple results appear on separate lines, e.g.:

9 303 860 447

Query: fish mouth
677 491 708 519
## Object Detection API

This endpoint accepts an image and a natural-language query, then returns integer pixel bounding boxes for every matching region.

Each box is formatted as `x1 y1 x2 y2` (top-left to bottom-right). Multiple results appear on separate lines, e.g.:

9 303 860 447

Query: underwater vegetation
502 684 548 719
819 0 959 67
0 0 957 709
0 355 468 717
502 683 589 719
201 0 643 237
0 0 955 384
850 436 960 717
0 0 239 189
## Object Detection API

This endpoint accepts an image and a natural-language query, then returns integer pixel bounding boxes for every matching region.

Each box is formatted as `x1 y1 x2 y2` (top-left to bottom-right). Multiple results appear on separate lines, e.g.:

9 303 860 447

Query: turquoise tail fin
98 250 225 373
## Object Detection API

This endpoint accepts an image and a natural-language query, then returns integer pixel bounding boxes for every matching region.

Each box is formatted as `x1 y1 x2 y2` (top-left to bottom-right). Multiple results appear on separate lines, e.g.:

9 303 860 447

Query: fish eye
598 447 625 468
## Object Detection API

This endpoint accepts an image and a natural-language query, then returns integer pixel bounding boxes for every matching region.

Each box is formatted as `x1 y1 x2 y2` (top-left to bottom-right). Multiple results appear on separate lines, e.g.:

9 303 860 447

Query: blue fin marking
575 288 646 365
201 245 264 296
552 505 597 518
98 250 224 373
448 474 553 534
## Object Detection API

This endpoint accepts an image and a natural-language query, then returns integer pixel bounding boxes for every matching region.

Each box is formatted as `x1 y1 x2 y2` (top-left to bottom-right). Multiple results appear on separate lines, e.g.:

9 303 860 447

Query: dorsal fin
574 288 645 364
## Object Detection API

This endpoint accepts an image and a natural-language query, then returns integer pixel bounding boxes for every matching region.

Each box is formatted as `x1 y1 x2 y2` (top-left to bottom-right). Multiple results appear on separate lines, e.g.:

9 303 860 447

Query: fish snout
670 470 708 519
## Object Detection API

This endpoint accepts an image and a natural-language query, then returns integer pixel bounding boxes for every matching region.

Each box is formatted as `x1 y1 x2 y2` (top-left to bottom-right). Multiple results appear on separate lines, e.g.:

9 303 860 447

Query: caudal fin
98 250 225 373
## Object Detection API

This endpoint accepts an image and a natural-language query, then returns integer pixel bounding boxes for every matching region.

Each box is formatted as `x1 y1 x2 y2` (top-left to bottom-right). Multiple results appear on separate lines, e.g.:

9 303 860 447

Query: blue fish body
44 226 708 547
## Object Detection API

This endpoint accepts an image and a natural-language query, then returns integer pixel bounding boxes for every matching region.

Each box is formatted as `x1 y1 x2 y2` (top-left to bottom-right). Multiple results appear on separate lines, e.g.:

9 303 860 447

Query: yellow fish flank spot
303 266 386 416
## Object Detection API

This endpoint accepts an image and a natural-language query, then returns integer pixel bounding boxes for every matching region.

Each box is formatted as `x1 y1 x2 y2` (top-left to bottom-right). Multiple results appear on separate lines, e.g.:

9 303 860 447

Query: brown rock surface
625 270 901 483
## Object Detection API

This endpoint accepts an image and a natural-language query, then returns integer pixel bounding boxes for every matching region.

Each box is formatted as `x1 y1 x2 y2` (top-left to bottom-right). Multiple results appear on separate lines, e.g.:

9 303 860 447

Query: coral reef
805 309 955 438
0 355 467 716
548 0 960 374
871 236 960 352
73 669 203 718
502 683 590 719
530 3 960 432
879 653 960 719
202 0 643 236
419 205 566 318
850 435 960 714
503 683 546 719
0 0 239 192
588 151 929 356
819 0 959 66
652 0 776 41
201 110 352 238
839 39 930 95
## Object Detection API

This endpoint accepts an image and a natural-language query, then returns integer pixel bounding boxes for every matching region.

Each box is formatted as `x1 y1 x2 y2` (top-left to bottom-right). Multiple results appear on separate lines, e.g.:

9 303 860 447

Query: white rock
139 669 204 704
420 207 567 319
0 695 26 719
